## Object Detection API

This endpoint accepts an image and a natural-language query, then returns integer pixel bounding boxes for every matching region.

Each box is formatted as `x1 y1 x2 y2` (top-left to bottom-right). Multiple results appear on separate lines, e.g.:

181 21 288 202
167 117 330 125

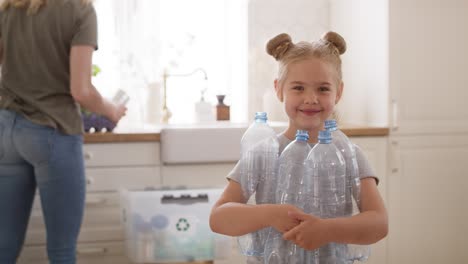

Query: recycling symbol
176 218 190 231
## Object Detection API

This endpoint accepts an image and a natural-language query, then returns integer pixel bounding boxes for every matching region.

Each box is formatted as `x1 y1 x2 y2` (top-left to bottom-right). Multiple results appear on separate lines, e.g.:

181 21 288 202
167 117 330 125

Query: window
93 0 247 127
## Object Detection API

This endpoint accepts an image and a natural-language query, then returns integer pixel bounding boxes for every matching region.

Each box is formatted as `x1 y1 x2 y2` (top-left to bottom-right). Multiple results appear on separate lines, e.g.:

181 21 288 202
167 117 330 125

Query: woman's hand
108 102 127 124
70 45 127 123
282 211 330 250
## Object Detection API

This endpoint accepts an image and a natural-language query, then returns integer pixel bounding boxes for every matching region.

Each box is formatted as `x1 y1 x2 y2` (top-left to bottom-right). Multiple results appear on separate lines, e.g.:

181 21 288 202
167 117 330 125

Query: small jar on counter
216 95 230 121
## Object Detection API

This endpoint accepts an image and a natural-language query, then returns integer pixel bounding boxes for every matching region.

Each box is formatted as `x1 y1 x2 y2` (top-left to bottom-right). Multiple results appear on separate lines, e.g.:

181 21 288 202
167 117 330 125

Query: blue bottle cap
324 119 337 131
295 130 309 141
254 112 267 122
318 130 332 143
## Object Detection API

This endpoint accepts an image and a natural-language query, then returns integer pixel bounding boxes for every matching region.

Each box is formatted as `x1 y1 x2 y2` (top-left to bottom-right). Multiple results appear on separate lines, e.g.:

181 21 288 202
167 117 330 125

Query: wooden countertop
340 126 389 137
83 124 389 143
84 131 161 143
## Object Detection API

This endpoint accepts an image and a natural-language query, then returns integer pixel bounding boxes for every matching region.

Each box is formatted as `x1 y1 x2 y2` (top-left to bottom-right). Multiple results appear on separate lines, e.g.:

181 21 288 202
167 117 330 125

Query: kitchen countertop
84 131 161 143
83 123 389 143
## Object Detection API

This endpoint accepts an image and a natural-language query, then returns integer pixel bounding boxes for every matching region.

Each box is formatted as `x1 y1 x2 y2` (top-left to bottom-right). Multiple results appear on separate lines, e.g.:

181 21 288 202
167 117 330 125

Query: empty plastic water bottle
325 120 371 263
325 119 360 215
264 130 310 264
345 243 371 263
113 89 130 106
237 112 279 257
305 130 347 263
131 213 154 262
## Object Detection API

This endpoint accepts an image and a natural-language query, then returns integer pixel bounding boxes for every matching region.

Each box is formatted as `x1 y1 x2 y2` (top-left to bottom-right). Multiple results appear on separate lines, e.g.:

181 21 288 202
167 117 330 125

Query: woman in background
0 0 126 263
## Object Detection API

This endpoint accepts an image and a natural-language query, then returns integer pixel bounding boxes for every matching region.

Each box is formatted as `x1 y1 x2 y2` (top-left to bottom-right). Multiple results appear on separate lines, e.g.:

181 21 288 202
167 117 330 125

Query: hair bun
266 33 293 60
322 31 346 55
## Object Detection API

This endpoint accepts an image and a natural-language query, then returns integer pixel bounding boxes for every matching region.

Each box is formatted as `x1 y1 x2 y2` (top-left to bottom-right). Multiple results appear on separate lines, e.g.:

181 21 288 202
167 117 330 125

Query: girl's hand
282 211 331 250
269 204 303 233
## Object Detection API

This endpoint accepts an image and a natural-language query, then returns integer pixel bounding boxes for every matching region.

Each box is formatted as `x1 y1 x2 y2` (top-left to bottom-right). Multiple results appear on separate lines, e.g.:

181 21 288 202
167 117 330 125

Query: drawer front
161 163 235 188
18 241 128 264
86 167 161 192
83 142 160 167
25 226 124 246
19 241 218 264
26 193 124 245
31 192 120 212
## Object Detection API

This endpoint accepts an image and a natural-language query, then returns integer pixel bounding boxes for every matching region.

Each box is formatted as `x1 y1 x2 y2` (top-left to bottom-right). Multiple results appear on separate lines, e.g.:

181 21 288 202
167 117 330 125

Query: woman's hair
266 31 347 86
0 0 93 15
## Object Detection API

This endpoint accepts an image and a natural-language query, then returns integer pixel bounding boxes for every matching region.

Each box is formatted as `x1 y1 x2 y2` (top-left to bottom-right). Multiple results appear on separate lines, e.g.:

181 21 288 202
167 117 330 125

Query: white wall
330 0 389 126
247 0 330 122
247 0 389 126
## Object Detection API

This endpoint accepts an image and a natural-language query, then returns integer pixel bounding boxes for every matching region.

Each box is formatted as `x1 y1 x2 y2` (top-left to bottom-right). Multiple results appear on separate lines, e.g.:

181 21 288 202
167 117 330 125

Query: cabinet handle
86 177 94 186
84 152 93 160
391 99 399 131
85 197 107 206
390 140 400 173
76 247 107 256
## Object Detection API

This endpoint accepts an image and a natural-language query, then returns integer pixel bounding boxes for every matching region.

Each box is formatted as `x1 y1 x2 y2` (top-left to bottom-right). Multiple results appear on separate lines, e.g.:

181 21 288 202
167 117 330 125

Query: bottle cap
324 119 337 131
295 130 309 141
318 130 332 143
254 112 268 122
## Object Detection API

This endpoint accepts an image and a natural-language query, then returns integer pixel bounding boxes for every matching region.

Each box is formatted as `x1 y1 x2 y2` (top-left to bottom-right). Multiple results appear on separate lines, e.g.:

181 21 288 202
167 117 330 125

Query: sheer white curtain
93 0 247 126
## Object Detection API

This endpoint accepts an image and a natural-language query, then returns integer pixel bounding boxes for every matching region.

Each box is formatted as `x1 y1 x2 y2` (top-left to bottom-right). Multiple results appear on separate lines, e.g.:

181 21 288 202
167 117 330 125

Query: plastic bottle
305 130 347 263
237 112 279 257
345 243 371 263
131 213 154 262
325 120 371 262
263 130 311 264
324 119 360 215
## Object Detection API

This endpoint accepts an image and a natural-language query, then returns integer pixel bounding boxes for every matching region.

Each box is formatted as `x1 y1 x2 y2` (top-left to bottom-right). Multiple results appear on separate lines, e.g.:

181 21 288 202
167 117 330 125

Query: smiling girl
210 32 388 263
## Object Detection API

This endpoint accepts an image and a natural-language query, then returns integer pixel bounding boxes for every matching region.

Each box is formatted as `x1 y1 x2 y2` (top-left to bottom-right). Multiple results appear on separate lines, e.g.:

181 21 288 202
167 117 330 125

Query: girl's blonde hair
266 31 346 86
0 0 93 15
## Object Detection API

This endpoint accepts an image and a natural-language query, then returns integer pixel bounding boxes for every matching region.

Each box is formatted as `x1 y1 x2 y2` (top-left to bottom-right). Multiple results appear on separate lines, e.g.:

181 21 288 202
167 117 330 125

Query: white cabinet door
389 1 468 135
388 134 468 263
351 137 388 264
83 142 160 167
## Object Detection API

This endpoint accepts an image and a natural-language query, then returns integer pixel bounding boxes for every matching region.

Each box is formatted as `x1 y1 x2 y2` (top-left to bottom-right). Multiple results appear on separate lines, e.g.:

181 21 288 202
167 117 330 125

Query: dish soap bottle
195 89 214 123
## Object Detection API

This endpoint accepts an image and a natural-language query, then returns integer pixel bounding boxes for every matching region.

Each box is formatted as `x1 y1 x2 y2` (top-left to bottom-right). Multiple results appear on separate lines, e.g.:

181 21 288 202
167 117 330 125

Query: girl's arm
284 178 388 249
326 177 388 243
209 179 302 236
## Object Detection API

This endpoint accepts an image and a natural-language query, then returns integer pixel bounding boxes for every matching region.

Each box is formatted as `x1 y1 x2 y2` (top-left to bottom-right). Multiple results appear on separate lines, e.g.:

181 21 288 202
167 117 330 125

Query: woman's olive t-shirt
0 0 98 135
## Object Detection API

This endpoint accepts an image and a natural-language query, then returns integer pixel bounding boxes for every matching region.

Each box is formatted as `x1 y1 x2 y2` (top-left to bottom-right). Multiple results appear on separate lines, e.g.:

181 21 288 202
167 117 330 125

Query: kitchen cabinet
389 1 468 136
351 137 388 264
387 1 468 263
388 135 468 263
331 0 468 262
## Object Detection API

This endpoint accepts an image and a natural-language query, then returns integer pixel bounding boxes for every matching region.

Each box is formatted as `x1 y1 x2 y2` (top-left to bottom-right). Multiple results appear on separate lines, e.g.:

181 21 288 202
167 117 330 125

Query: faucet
161 68 208 124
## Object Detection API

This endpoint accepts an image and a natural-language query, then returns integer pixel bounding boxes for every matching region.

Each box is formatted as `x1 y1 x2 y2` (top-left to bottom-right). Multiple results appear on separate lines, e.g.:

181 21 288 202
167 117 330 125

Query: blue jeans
0 109 85 264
